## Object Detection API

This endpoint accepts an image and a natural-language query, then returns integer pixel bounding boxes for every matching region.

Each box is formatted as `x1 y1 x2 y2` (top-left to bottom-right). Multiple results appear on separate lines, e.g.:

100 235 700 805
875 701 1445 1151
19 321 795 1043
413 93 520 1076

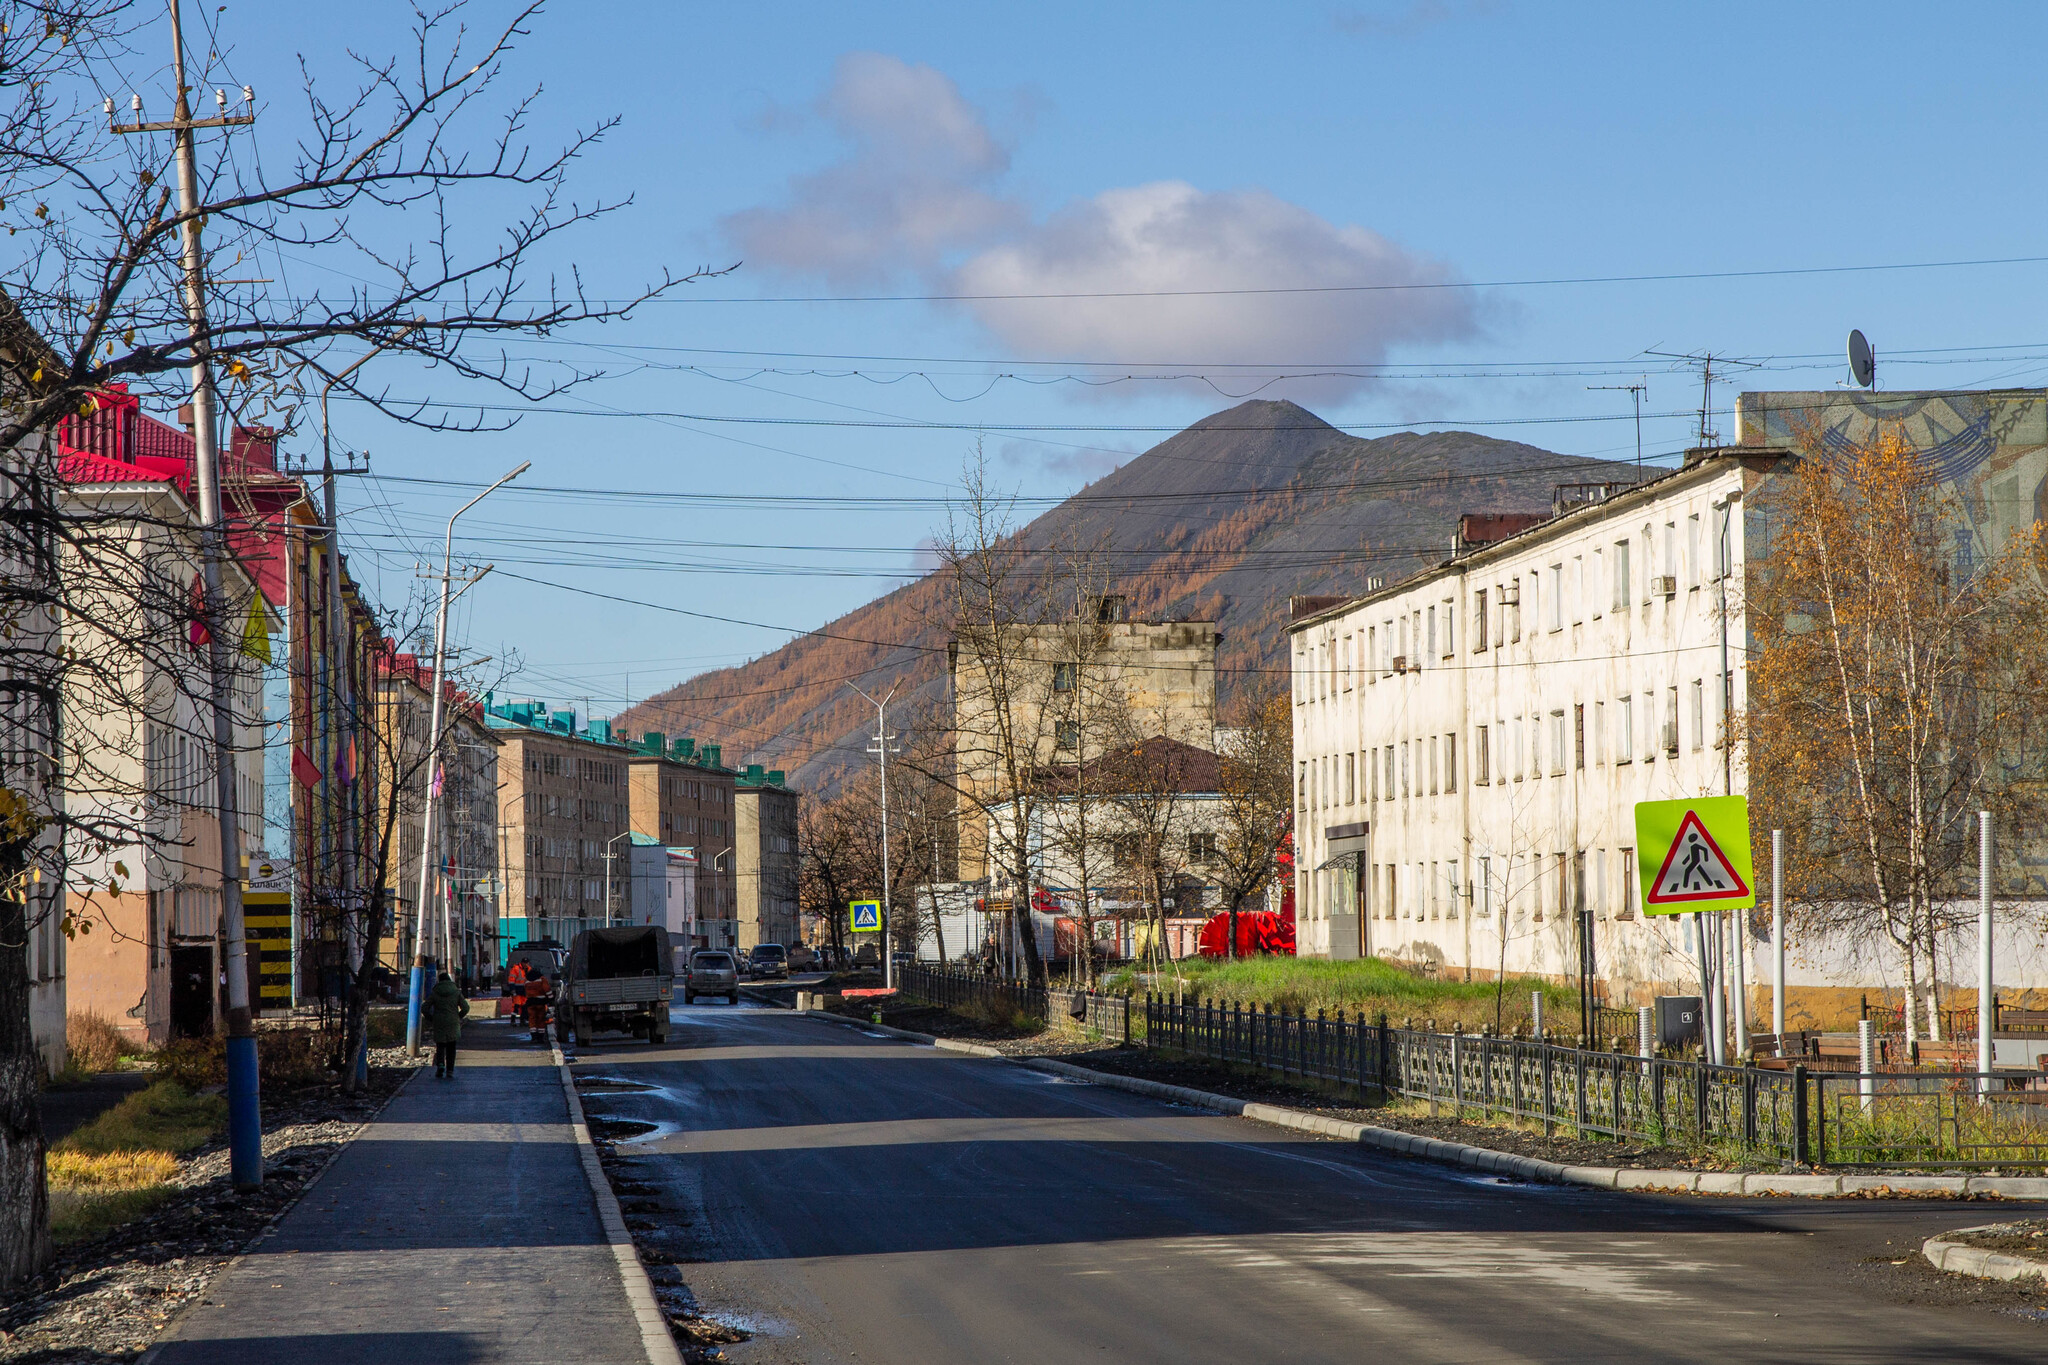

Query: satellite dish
1847 329 1875 388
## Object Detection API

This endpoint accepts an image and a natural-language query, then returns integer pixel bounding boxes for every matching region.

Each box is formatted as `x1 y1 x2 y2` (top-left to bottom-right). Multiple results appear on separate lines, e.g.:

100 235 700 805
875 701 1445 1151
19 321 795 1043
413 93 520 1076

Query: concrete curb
802 1011 2048 1200
555 1044 687 1365
1923 1227 2048 1282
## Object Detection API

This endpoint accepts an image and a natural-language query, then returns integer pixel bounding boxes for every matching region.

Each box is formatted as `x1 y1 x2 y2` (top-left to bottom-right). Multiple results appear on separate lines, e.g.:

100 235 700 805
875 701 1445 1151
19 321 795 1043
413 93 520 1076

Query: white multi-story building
1288 450 1782 1001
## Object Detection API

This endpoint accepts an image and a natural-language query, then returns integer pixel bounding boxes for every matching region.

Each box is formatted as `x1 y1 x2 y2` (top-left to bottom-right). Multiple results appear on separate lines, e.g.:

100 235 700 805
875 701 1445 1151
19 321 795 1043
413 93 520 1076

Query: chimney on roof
1290 595 1349 621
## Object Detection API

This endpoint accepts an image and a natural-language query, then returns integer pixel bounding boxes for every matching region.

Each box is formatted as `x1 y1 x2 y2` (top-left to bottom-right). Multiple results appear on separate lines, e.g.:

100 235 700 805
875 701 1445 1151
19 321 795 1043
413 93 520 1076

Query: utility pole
404 465 526 1055
111 0 262 1188
602 829 632 928
1979 811 1994 1097
846 682 900 989
1588 381 1647 478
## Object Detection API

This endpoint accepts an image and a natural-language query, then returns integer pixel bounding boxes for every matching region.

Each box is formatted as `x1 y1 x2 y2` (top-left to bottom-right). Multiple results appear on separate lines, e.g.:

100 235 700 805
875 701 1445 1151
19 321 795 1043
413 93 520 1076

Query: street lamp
845 681 900 988
602 829 634 927
404 459 530 1056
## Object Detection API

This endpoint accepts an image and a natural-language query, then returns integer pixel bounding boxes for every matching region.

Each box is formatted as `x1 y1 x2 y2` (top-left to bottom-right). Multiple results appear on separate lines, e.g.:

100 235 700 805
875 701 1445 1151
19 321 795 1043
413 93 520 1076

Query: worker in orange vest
505 959 529 1022
523 968 552 1041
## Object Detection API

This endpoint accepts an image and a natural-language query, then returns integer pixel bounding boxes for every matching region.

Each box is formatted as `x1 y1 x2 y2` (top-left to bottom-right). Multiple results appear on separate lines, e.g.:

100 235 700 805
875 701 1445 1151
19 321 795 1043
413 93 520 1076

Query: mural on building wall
1737 389 2048 567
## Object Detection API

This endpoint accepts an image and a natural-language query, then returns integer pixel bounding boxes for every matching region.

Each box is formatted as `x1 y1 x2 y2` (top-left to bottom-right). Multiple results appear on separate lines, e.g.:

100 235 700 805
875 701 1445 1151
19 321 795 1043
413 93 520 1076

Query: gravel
1939 1220 2048 1258
0 1049 419 1364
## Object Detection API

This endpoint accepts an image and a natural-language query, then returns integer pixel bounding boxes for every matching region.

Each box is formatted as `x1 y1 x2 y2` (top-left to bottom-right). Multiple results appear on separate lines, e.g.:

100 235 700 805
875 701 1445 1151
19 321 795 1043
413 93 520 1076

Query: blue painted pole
405 963 425 1054
225 1034 262 1187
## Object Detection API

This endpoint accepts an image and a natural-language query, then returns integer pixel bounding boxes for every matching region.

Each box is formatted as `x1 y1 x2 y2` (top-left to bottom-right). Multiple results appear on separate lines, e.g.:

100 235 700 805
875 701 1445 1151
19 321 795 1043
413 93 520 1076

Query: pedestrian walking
428 974 470 1079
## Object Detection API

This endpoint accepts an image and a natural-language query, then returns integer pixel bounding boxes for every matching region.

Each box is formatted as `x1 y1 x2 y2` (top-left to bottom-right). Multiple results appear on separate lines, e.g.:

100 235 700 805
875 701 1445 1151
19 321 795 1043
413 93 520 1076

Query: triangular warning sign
1646 809 1752 905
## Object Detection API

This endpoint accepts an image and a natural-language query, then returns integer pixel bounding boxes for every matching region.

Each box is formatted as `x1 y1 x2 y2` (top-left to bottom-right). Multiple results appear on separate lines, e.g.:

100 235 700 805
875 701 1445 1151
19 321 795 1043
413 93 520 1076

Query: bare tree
0 0 725 1288
1207 685 1292 960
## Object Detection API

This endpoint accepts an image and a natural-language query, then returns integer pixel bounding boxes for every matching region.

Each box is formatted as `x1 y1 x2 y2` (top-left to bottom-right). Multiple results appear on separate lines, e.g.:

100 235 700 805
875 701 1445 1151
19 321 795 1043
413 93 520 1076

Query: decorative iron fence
900 964 1133 1043
899 964 1046 1024
1141 994 2048 1167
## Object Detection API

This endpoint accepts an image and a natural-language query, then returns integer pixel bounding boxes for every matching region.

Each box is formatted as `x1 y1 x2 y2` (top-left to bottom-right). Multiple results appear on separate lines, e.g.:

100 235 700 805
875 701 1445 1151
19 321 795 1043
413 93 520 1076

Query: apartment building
734 765 799 950
626 735 738 950
1289 450 1782 998
489 701 634 951
55 440 271 1043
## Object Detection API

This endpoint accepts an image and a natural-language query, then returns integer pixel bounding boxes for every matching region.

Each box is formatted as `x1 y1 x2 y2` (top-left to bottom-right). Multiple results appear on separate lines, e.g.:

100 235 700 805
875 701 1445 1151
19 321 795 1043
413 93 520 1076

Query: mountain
615 399 1635 794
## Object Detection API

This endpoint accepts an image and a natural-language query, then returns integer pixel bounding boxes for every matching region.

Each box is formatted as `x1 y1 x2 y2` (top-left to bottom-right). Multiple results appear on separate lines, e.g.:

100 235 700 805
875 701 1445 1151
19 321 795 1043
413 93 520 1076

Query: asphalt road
571 1002 2048 1364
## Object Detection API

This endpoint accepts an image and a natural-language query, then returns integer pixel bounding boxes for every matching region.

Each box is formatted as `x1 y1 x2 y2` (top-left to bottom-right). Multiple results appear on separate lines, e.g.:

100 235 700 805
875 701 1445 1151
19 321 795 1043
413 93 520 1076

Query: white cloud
952 182 1480 396
997 437 1130 482
721 53 1023 284
727 59 1481 400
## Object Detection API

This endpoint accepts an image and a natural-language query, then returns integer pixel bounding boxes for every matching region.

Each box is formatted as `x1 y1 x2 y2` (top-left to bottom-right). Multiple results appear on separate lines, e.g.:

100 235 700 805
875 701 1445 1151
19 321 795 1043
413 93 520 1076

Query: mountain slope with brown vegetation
618 400 1635 794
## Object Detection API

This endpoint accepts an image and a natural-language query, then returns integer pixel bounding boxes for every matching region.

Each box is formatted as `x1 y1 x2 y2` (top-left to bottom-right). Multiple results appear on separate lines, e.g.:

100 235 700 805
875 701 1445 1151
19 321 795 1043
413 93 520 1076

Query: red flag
336 735 356 787
187 577 212 651
291 748 323 788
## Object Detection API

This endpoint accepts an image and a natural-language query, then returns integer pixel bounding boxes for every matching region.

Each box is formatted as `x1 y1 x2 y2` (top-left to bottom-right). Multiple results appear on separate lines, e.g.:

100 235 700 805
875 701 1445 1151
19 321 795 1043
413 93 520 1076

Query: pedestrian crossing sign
849 899 882 932
1635 795 1754 915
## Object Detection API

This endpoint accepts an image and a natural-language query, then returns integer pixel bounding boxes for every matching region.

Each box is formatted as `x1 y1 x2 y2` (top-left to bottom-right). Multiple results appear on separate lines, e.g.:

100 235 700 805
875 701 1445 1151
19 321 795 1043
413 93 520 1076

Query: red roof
55 448 192 494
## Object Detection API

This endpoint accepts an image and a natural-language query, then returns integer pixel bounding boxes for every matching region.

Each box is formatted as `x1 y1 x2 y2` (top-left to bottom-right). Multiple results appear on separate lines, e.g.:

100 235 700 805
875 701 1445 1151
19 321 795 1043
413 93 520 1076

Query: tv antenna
1646 350 1762 448
1588 380 1648 478
1847 329 1876 388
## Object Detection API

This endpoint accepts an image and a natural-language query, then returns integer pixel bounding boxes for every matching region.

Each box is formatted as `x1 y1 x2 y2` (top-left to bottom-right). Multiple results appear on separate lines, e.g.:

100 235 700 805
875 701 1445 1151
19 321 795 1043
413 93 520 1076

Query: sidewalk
146 1020 660 1365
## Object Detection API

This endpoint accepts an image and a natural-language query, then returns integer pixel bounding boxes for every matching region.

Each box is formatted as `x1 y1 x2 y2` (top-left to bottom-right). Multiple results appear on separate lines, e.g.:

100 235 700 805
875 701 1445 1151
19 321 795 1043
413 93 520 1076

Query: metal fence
1141 994 2048 1167
899 964 1132 1044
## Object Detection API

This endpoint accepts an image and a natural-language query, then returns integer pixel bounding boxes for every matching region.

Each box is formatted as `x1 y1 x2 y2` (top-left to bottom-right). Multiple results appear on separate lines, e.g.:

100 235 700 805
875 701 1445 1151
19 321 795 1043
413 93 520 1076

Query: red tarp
1196 909 1296 959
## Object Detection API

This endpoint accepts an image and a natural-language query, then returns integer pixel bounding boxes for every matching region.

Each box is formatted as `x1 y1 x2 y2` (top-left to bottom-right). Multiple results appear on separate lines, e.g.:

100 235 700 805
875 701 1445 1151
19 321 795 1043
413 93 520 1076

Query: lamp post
404 461 529 1055
845 682 899 988
602 829 634 927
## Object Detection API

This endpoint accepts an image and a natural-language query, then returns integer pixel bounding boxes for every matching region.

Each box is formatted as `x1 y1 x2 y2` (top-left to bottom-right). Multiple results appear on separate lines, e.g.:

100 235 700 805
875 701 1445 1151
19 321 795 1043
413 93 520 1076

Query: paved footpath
148 1019 658 1365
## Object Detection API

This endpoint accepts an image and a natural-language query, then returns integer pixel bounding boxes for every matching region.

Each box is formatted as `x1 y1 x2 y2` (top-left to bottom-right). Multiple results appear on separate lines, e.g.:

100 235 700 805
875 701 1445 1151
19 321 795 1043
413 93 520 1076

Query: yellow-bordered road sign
1634 795 1755 915
849 899 882 932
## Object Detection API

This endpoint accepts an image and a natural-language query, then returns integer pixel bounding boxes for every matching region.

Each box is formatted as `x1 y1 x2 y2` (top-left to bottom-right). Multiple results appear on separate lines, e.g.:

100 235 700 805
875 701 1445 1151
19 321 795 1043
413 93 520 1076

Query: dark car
684 950 739 1005
747 943 789 980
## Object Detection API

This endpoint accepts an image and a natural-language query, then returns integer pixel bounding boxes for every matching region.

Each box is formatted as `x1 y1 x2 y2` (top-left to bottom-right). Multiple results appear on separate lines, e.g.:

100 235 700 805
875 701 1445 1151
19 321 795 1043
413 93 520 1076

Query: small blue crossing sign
849 899 882 932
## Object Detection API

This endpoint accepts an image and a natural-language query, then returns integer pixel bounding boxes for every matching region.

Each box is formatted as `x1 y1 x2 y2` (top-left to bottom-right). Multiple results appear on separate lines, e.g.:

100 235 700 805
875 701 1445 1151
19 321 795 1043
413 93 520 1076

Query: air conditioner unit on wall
1499 583 1520 605
1391 656 1408 675
1651 575 1678 598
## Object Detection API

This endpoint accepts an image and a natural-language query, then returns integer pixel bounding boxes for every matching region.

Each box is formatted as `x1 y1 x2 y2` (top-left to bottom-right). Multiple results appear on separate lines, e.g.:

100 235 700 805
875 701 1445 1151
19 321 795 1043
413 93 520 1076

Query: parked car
787 943 819 972
747 943 790 979
684 950 740 1005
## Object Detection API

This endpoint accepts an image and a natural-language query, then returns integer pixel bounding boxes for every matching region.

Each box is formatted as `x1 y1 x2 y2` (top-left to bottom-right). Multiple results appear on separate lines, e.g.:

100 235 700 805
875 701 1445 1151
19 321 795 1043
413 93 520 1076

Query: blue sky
187 0 2048 747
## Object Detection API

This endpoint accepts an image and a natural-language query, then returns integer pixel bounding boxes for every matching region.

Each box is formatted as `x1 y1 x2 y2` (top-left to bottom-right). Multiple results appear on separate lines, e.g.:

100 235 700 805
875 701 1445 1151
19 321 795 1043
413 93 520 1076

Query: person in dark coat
427 975 470 1079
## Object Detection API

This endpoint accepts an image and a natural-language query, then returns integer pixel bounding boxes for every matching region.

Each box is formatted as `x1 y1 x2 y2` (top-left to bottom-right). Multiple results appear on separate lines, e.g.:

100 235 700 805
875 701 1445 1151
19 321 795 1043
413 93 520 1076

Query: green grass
1107 957 1578 1033
56 1080 225 1158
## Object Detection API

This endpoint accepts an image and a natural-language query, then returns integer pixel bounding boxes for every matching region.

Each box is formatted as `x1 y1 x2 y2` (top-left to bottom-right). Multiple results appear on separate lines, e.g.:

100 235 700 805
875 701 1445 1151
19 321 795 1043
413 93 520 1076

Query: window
1512 716 1525 780
1366 626 1377 684
1341 634 1353 691
1187 831 1217 863
1382 620 1394 672
1474 589 1488 651
1690 679 1704 750
1444 732 1458 793
1550 710 1567 775
1056 721 1079 751
1477 857 1492 918
1297 763 1307 808
1569 556 1583 624
1384 745 1394 798
1617 695 1633 762
1400 741 1410 796
1593 849 1607 921
1344 752 1355 804
1712 501 1732 578
1549 565 1564 630
1426 605 1437 660
1618 848 1637 919
1663 522 1677 581
1687 513 1701 587
1613 539 1631 610
1370 750 1379 802
1294 645 1307 702
1475 724 1490 784
1053 662 1076 692
1443 601 1456 656
1527 573 1541 637
1591 547 1604 619
1663 687 1680 756
1496 587 1509 646
1574 704 1585 770
1593 700 1605 765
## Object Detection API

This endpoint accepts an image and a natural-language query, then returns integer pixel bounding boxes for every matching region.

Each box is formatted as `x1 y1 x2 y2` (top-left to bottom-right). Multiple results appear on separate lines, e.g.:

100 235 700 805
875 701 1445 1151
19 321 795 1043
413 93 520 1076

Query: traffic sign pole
1637 796 1756 1068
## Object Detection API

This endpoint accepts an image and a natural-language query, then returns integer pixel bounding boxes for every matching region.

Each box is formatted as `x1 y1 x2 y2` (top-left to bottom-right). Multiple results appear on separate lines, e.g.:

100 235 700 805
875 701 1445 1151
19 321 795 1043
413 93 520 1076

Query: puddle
618 1117 683 1145
587 1117 658 1142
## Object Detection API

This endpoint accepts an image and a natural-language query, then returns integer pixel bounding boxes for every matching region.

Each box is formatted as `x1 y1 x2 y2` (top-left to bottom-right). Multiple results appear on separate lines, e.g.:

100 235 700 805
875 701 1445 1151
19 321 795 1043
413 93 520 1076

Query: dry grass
57 1080 225 1158
46 1148 180 1190
64 1012 133 1073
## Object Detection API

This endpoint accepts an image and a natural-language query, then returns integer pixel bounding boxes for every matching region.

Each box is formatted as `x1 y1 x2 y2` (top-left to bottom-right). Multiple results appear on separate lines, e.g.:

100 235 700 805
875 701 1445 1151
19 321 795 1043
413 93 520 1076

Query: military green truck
563 926 675 1046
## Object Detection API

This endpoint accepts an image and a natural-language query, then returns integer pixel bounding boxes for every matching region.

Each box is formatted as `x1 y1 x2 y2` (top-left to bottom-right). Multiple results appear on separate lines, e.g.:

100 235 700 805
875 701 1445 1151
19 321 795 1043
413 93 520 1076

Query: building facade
734 765 799 950
950 604 1218 882
625 734 738 950
1289 452 1778 1000
488 701 633 954
56 443 270 1044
